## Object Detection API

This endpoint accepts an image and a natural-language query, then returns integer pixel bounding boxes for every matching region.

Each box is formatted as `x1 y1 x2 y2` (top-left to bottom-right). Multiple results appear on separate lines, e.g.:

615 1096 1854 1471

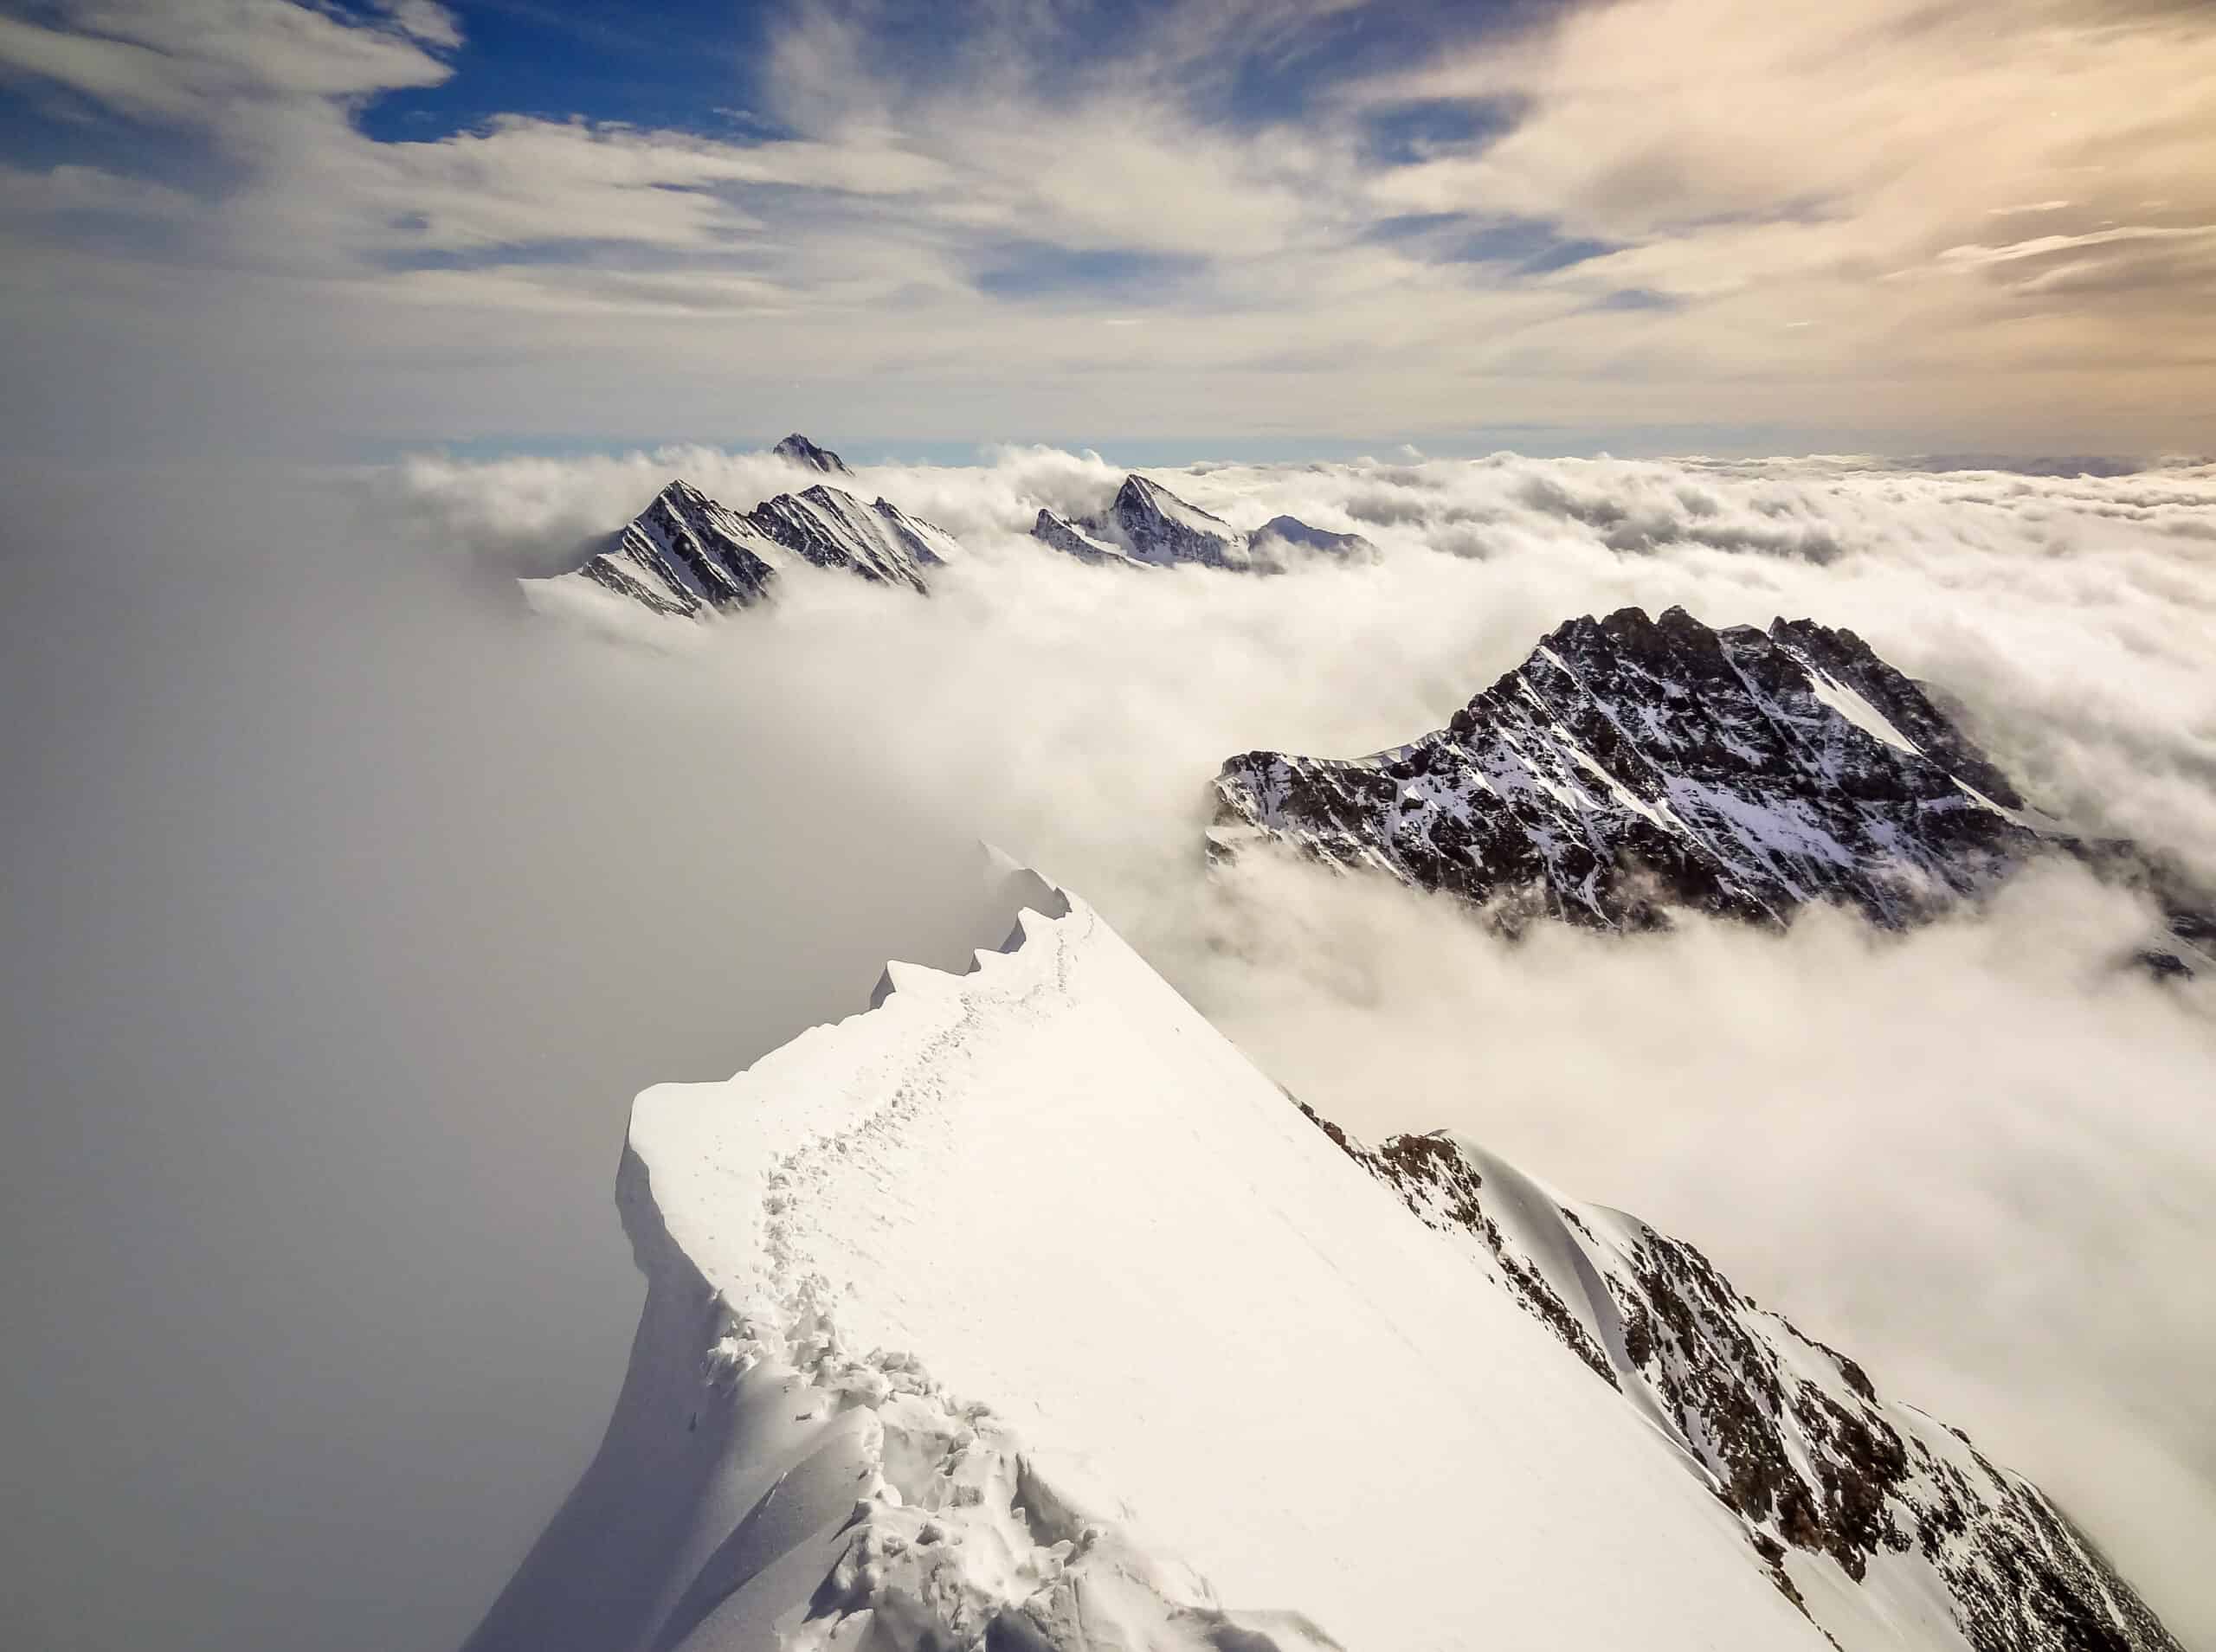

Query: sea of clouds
4 445 2212 1652
406 440 2216 1641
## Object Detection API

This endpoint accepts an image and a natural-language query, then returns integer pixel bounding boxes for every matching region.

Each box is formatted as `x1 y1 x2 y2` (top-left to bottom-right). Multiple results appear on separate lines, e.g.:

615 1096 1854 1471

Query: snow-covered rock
538 479 959 618
1303 1111 2182 1652
773 433 854 476
1031 475 1370 572
1215 605 2211 960
464 871 2180 1652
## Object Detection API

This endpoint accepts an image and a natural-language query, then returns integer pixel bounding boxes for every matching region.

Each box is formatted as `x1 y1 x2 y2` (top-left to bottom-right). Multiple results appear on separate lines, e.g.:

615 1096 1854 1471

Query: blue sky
0 0 2210 462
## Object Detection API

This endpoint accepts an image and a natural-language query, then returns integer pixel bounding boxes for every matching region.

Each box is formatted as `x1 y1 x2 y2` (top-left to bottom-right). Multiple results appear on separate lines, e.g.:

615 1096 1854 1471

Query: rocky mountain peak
1214 606 2209 957
530 474 956 619
771 433 853 475
1029 473 1366 572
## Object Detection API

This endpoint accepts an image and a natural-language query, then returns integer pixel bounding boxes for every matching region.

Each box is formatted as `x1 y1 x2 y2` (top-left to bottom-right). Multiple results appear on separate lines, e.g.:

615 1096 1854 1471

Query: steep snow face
466 877 2178 1652
1029 474 1365 573
538 479 957 618
1306 1117 2182 1652
772 434 854 476
1215 605 2207 944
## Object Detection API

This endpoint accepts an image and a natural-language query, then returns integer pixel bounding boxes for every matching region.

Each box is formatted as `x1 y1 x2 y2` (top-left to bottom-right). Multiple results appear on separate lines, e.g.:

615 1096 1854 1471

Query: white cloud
5 0 2213 456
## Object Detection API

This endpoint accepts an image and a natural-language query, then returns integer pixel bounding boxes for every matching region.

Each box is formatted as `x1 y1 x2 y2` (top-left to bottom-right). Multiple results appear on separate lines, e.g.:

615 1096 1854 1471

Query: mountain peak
772 433 853 476
529 474 958 618
1216 607 2061 932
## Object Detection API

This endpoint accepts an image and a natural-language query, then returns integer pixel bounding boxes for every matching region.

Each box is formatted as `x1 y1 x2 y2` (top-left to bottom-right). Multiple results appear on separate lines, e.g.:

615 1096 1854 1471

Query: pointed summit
772 433 853 476
1216 607 2072 933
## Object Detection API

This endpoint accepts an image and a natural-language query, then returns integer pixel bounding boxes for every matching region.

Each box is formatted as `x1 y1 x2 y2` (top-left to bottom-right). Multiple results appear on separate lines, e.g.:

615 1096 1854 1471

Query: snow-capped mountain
543 478 960 618
1301 1109 2180 1652
1215 604 2210 959
772 433 854 476
465 868 2180 1652
1032 473 1375 571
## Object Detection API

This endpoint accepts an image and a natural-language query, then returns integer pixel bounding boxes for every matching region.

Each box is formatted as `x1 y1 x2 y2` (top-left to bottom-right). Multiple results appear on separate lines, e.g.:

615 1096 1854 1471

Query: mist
3 447 2213 1649
0 469 1037 1652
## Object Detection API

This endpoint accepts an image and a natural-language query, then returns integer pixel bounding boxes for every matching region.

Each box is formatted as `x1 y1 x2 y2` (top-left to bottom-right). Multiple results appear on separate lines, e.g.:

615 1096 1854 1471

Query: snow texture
465 867 2181 1652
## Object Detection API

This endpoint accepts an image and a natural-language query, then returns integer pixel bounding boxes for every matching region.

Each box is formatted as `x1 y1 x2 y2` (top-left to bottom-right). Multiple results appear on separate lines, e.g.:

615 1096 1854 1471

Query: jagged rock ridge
1298 1104 2182 1652
772 433 854 475
549 478 959 619
1215 604 2210 961
1033 473 1375 572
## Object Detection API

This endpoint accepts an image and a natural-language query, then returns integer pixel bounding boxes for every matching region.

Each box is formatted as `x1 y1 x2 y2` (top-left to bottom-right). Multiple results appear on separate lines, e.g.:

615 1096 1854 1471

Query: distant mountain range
1032 473 1375 570
523 439 1372 617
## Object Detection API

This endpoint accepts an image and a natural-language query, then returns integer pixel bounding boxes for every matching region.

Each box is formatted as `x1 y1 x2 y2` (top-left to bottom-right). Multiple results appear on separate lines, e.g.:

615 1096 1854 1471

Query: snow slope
464 869 2178 1652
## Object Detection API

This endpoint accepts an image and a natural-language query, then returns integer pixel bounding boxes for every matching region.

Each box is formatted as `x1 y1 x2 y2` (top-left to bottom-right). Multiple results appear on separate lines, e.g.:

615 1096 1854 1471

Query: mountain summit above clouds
465 869 2182 1652
1033 472 1375 571
544 478 959 618
771 433 854 475
1215 605 2212 965
528 463 1382 621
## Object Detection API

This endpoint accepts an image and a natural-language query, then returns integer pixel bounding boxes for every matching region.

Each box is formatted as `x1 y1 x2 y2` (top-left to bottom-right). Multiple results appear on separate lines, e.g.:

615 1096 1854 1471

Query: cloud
3 0 2213 459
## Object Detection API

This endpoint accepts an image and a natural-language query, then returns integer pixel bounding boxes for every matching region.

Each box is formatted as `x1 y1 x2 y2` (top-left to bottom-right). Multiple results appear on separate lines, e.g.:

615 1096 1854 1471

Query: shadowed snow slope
464 875 2181 1652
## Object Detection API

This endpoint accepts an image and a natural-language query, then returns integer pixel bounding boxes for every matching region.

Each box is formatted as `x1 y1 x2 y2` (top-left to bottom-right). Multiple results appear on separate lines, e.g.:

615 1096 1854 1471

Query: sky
2 0 2214 461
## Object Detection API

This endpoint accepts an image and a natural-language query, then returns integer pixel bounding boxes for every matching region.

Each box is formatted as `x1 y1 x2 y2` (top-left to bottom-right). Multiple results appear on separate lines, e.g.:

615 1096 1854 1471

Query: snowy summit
465 863 2181 1652
772 434 854 476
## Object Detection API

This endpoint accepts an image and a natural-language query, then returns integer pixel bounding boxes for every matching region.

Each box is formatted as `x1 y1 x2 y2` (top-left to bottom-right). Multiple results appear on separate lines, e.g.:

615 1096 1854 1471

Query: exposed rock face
543 478 960 618
771 433 854 476
1300 1107 2185 1652
1216 605 2208 955
1031 474 1372 571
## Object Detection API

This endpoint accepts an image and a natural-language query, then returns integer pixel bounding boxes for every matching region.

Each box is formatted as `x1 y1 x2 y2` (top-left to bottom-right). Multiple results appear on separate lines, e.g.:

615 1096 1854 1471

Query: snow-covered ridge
1031 473 1375 572
1215 605 2212 964
1304 1113 2181 1652
465 869 2181 1652
538 476 958 618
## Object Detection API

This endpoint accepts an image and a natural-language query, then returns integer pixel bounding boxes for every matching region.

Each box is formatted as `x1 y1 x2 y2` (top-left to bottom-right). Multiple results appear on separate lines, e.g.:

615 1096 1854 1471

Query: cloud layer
5 442 2214 1650
2 0 2213 457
